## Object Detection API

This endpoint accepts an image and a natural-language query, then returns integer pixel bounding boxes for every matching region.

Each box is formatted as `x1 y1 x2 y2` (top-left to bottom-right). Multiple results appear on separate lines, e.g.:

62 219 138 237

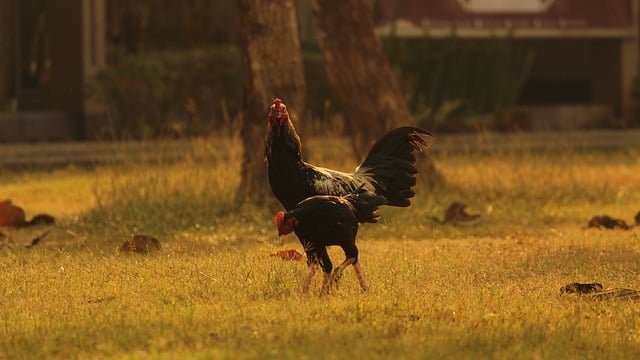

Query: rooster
265 98 431 211
276 186 387 293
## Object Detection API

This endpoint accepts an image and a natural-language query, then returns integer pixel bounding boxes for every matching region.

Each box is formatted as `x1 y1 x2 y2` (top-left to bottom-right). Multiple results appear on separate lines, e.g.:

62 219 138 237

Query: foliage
91 44 341 139
383 36 534 132
106 0 238 54
1 134 640 358
91 47 242 139
301 45 341 133
91 35 537 139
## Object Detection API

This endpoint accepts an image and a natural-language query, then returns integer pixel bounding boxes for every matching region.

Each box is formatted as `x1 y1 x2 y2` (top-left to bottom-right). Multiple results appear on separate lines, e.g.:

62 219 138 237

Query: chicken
265 98 431 211
275 186 387 293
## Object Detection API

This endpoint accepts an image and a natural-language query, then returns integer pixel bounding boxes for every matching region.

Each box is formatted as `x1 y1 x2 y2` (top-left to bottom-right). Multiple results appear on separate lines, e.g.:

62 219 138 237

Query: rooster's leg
352 262 368 291
331 257 356 286
318 250 334 294
321 272 332 294
303 263 319 293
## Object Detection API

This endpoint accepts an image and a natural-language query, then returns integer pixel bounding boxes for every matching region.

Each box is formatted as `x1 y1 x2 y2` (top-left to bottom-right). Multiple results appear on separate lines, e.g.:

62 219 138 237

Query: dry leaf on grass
120 234 162 254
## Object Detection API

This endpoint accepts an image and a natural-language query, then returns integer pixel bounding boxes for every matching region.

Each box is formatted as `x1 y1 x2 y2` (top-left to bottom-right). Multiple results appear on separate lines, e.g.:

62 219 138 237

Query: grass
1 132 640 359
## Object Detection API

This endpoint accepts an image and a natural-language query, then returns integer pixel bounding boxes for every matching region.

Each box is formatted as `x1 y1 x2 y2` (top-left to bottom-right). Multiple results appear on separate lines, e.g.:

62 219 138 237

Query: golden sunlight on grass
1 134 640 358
1 169 96 218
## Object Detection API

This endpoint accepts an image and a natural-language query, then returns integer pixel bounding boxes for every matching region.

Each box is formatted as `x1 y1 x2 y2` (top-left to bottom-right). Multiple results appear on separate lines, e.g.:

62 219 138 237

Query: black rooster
265 98 431 211
276 187 387 293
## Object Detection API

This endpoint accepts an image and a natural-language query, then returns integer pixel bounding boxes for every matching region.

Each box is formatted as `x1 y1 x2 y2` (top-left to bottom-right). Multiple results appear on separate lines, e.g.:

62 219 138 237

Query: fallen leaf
120 234 162 254
0 199 26 227
271 249 304 261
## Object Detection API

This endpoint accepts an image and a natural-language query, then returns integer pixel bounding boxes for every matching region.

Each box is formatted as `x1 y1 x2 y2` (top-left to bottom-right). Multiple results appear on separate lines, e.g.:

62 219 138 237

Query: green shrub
92 44 341 139
91 47 242 139
383 36 534 132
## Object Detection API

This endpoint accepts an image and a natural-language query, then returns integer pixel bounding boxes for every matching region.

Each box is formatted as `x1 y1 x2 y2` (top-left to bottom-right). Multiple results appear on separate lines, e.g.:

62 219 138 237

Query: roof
375 0 637 38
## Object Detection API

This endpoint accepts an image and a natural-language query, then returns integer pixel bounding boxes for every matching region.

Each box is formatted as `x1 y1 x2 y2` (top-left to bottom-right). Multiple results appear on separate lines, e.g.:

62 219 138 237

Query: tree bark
311 0 442 188
236 0 306 205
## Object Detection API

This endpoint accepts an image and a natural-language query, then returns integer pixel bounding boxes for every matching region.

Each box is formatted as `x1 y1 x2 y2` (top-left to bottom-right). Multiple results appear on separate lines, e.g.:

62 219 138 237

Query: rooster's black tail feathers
345 185 388 223
356 127 431 207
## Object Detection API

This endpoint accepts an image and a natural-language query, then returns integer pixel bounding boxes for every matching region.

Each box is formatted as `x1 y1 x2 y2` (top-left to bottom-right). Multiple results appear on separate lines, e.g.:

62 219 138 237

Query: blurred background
0 0 639 142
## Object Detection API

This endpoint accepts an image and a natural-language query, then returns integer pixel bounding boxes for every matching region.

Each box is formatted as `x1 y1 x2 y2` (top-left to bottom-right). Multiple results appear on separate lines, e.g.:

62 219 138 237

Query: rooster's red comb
269 98 289 126
273 98 286 111
275 211 285 228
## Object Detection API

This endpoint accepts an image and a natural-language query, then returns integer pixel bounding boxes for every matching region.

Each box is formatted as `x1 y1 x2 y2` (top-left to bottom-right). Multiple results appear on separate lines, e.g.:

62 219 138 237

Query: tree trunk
0 0 15 110
311 0 442 188
236 0 306 205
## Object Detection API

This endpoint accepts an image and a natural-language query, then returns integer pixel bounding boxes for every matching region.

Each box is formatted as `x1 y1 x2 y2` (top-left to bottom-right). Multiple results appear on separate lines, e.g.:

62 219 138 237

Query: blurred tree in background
311 0 442 188
311 0 410 158
236 0 306 205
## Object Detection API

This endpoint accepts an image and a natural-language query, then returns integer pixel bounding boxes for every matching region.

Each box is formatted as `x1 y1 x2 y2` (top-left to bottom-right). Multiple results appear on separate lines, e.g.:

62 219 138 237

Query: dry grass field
1 131 640 359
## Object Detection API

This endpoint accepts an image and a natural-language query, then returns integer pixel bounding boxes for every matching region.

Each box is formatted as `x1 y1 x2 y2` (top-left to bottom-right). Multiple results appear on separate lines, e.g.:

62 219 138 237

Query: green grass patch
1 134 640 359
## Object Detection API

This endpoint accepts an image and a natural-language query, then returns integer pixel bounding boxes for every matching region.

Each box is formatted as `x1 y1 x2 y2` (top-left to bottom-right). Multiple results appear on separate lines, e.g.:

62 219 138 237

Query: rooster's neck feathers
265 121 302 162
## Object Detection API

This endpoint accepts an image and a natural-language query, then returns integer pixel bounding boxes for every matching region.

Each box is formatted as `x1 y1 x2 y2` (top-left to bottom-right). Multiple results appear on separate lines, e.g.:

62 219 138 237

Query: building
375 0 639 129
0 0 106 142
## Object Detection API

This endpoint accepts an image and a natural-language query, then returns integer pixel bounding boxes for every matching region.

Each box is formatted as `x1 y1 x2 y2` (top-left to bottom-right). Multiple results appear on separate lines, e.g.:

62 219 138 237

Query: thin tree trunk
237 0 306 204
311 0 442 188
